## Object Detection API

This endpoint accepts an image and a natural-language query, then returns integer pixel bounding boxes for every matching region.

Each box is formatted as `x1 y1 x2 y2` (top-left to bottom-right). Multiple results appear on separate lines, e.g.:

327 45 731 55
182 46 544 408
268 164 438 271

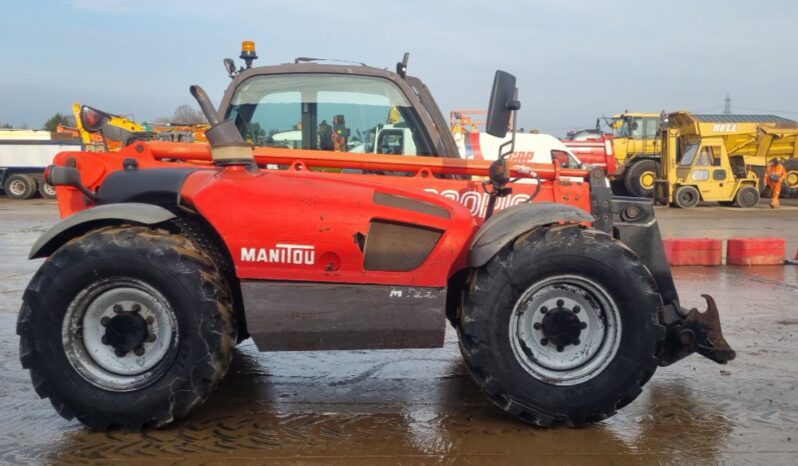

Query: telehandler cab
19 43 734 430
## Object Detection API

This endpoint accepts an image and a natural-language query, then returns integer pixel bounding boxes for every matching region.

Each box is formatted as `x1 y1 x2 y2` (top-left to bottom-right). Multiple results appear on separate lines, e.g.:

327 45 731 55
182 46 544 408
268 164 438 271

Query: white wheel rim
7 179 27 196
42 183 56 196
62 278 178 391
509 275 621 386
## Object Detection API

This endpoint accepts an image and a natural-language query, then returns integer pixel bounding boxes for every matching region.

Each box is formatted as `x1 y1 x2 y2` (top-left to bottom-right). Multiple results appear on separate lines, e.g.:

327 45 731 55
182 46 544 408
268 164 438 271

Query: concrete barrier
727 238 786 265
663 238 722 266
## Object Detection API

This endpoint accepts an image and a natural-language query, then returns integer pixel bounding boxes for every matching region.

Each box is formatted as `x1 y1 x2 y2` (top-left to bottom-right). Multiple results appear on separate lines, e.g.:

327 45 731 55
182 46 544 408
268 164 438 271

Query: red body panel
563 137 619 176
51 141 594 285
180 167 476 287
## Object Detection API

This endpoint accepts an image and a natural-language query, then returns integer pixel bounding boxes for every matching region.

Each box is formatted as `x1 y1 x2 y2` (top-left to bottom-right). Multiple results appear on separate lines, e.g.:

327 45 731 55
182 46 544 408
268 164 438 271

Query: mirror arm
499 89 520 160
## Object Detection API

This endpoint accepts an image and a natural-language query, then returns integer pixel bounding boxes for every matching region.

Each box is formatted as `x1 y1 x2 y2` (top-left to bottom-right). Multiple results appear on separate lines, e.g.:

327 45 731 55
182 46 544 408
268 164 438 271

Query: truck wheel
39 182 57 199
3 173 37 200
17 225 236 430
782 160 798 198
673 185 700 208
734 186 760 208
623 160 659 198
458 225 664 426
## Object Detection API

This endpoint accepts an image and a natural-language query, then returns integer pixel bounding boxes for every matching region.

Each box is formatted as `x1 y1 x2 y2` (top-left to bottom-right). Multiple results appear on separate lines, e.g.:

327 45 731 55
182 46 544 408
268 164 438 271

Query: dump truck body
655 112 798 207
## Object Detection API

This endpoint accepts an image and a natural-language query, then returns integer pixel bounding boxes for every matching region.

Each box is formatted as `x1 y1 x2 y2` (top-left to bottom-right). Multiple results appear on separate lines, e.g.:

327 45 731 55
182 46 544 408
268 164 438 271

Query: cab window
679 143 699 166
227 74 435 156
629 118 644 139
695 147 714 166
642 118 659 138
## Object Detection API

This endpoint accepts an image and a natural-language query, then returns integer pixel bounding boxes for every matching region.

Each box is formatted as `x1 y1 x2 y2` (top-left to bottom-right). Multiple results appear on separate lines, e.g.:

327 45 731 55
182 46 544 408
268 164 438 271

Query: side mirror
223 58 237 78
79 105 111 133
485 70 520 138
44 165 97 201
46 165 82 187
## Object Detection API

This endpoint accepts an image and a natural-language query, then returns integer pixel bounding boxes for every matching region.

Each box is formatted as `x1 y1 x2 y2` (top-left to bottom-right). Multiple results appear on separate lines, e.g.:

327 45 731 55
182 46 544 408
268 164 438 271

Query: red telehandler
18 44 734 430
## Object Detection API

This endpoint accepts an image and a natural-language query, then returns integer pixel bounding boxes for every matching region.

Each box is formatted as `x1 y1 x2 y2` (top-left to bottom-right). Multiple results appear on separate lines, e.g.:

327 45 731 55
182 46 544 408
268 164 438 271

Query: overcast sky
2 0 797 136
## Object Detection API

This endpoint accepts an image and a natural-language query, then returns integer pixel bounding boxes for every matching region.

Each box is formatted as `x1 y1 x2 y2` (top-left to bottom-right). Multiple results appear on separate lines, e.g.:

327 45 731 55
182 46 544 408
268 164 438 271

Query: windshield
612 117 658 139
226 74 434 156
679 142 700 166
612 118 632 138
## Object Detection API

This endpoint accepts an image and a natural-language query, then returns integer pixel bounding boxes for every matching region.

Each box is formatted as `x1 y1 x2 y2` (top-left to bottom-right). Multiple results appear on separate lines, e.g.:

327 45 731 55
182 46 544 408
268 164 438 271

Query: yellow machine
72 102 151 151
654 112 798 208
606 112 663 197
71 103 208 150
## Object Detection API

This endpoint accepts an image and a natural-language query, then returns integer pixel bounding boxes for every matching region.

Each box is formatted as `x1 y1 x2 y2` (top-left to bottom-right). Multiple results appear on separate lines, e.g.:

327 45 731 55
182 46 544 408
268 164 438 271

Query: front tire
17 225 236 430
673 185 700 208
458 225 664 426
782 159 798 198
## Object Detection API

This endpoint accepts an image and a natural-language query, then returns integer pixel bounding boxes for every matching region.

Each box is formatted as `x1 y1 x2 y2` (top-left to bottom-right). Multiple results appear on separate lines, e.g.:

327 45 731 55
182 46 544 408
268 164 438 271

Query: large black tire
734 185 760 208
782 159 798 198
623 159 659 198
673 185 700 209
17 225 236 430
458 225 664 427
3 173 37 200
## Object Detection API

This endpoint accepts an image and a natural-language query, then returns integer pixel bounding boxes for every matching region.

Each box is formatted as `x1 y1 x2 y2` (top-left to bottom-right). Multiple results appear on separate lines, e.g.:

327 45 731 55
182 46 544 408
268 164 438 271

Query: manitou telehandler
18 43 734 430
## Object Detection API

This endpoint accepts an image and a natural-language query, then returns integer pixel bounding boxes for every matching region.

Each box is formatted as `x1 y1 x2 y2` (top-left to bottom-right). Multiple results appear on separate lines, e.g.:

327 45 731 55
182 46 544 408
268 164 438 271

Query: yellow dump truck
654 112 798 208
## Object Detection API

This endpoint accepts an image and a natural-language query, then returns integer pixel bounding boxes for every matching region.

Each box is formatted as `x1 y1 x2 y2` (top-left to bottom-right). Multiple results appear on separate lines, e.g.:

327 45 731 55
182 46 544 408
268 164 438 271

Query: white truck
0 129 82 200
454 131 583 167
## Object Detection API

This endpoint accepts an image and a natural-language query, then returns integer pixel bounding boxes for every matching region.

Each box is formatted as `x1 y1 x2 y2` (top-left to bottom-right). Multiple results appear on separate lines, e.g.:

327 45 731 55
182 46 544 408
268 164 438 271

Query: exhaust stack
189 85 254 166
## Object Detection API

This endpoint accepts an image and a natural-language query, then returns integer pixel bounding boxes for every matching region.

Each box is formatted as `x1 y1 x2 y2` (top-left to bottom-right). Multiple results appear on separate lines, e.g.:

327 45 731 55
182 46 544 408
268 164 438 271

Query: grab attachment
657 294 736 366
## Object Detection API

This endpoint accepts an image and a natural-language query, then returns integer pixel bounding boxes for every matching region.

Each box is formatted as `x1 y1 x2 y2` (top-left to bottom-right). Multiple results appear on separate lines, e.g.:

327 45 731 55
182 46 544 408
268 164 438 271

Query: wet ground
1 198 797 464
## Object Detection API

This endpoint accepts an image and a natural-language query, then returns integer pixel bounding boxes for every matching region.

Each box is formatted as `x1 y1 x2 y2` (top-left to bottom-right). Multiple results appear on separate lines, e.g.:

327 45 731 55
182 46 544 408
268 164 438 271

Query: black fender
29 203 176 259
468 203 593 268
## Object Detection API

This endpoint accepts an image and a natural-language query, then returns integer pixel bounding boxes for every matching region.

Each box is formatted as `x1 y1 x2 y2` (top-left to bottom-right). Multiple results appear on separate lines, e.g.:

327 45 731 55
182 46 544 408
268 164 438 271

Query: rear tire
17 225 236 430
3 173 37 200
782 160 798 198
458 225 664 426
39 182 57 199
673 185 700 208
623 159 659 198
734 185 760 208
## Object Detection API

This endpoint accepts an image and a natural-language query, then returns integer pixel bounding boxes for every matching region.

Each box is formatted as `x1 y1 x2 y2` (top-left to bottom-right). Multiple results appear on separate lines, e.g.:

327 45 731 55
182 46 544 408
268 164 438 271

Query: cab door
689 143 734 201
640 117 661 155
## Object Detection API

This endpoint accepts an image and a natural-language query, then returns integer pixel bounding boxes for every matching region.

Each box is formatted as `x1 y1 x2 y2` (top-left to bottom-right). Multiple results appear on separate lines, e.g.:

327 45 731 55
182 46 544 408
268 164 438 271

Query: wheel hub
8 180 26 196
62 279 178 392
101 305 153 357
540 303 586 349
640 171 655 189
509 275 621 386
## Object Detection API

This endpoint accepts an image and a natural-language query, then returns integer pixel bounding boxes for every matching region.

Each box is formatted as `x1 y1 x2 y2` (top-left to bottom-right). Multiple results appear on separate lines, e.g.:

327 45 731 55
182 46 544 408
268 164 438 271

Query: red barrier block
663 238 722 266
727 237 785 265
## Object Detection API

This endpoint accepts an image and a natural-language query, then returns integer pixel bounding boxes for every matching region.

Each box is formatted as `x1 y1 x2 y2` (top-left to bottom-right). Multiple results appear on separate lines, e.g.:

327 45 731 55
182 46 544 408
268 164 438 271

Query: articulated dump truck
655 112 798 208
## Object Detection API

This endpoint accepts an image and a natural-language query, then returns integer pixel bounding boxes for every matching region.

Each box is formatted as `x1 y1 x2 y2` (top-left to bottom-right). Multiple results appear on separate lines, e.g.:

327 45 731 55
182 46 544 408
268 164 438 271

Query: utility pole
724 94 732 115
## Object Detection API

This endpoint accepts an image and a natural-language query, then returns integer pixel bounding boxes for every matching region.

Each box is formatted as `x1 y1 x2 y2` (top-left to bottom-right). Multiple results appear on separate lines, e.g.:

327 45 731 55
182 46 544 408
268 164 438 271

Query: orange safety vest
766 164 786 186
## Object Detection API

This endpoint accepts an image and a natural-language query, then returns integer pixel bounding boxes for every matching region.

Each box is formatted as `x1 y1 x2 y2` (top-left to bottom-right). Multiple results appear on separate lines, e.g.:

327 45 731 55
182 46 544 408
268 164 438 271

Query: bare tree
172 105 207 125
